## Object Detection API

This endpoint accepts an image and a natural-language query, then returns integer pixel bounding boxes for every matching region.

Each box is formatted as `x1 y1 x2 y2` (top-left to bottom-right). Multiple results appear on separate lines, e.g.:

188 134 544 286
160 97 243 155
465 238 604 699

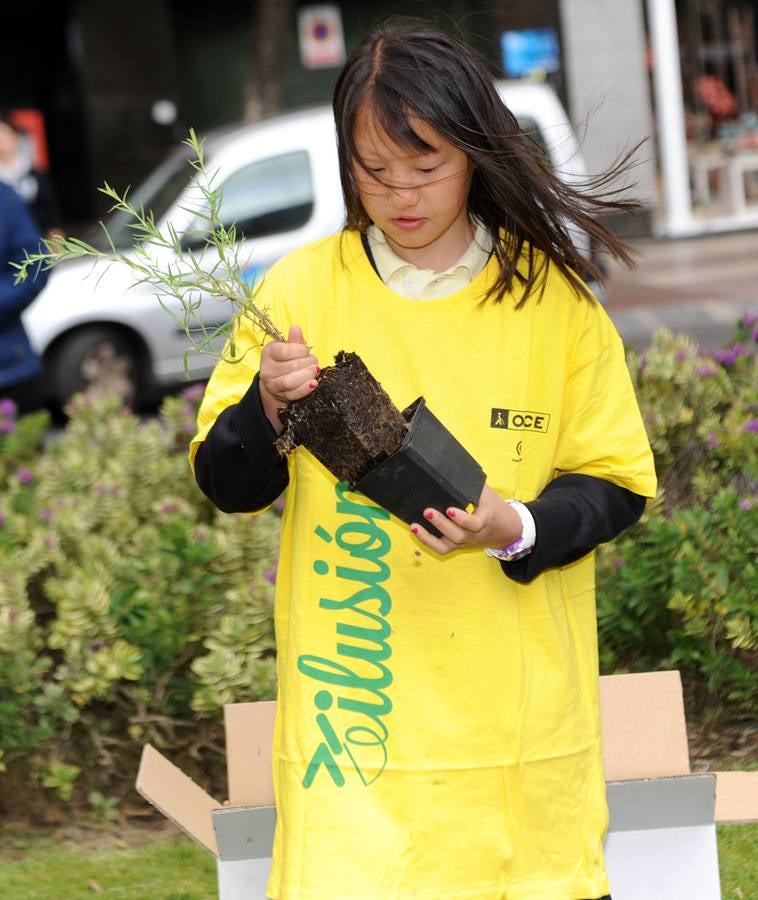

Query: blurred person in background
694 67 738 139
0 181 49 412
0 112 62 239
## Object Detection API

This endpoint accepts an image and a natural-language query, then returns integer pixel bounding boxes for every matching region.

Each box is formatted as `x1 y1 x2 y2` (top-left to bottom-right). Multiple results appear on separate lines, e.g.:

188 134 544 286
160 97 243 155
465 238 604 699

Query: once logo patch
491 408 550 433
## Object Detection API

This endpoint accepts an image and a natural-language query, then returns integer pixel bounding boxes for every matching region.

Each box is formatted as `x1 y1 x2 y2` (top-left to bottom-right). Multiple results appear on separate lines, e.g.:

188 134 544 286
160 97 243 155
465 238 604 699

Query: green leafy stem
12 128 285 368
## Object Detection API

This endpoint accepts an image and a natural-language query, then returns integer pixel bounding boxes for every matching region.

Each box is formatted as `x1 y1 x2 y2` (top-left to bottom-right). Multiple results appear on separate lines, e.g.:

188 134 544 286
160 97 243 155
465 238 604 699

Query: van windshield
86 146 195 250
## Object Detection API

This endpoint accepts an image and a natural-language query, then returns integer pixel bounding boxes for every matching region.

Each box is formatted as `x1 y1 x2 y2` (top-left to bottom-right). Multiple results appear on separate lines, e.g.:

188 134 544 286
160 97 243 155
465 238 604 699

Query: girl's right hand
258 324 320 433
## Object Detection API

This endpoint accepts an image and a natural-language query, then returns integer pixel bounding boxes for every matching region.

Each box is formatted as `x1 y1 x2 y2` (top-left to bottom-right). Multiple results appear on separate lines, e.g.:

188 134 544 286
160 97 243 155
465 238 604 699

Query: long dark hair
333 20 640 306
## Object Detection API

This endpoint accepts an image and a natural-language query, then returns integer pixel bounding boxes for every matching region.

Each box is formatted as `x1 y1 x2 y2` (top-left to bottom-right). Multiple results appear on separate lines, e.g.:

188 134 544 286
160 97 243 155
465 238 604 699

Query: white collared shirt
366 219 492 300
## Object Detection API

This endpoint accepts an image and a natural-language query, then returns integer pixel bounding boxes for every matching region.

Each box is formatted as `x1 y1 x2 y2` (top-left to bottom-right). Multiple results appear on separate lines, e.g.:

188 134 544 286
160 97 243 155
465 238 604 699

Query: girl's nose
389 185 420 209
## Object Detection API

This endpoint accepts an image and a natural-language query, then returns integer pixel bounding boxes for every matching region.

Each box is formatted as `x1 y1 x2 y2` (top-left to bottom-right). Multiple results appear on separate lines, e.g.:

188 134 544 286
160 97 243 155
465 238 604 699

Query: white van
23 82 595 408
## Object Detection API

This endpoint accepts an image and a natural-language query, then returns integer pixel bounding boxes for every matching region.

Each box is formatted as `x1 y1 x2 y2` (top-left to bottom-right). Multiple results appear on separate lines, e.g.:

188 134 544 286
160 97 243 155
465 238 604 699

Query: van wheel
49 327 144 409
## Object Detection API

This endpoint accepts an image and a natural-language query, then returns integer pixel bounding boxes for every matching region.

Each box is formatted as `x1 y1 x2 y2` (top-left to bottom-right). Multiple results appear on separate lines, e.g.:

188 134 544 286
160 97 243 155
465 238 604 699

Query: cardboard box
136 672 757 899
598 671 740 900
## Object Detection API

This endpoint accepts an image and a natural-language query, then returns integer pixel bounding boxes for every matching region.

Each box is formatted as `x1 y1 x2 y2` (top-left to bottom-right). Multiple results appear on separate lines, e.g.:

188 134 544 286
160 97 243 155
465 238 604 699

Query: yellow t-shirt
192 230 656 900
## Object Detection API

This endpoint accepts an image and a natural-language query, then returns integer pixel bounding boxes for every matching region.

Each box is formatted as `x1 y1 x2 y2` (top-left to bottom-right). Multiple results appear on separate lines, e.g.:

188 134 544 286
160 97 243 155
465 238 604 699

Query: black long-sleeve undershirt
193 375 646 584
503 475 644 583
193 373 288 513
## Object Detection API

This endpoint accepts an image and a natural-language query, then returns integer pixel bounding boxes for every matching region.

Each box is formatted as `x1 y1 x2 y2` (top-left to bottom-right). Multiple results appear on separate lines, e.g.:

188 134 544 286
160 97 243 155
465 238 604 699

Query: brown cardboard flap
225 701 276 807
136 744 221 856
599 671 691 781
715 771 758 823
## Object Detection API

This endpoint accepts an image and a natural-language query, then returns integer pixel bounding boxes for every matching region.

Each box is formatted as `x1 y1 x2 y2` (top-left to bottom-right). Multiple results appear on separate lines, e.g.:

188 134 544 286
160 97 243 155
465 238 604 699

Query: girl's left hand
410 484 523 556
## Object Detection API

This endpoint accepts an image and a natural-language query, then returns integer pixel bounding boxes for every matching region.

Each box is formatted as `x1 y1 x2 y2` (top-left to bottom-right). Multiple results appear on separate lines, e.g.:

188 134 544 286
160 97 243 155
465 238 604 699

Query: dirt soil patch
0 815 181 862
688 716 758 773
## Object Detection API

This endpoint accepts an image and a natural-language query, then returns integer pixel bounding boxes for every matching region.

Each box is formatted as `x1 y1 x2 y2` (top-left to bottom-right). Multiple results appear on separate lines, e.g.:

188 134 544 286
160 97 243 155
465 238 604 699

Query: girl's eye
366 167 385 175
418 167 438 174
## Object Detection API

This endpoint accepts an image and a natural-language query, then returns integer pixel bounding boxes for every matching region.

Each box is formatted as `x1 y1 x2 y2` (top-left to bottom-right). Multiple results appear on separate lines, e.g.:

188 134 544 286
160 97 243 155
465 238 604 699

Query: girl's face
352 105 474 272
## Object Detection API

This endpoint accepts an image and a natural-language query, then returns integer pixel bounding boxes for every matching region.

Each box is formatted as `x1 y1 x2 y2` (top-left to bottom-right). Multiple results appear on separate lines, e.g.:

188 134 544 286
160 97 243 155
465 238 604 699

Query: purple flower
743 419 758 433
17 468 34 485
0 512 5 527
0 397 17 419
705 432 720 450
0 418 15 435
739 499 753 511
712 349 732 366
40 507 54 524
182 383 206 403
697 364 717 379
753 327 758 343
740 310 758 329
709 345 745 369
675 348 689 362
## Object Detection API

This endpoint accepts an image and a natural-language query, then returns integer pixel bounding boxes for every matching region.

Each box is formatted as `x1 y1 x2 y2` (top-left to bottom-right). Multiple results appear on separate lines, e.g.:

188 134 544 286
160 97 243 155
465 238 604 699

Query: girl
191 21 656 900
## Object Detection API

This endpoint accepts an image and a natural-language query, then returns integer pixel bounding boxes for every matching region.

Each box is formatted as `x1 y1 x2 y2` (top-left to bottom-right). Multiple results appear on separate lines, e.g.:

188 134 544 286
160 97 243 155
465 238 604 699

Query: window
90 145 194 250
216 150 314 240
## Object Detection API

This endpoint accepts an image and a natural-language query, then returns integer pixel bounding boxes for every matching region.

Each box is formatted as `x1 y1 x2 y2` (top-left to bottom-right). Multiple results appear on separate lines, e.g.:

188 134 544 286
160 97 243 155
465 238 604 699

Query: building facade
1 1 755 234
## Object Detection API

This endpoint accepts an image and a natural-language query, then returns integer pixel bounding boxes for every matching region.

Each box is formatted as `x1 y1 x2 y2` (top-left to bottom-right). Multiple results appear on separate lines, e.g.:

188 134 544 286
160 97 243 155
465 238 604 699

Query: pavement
603 229 758 348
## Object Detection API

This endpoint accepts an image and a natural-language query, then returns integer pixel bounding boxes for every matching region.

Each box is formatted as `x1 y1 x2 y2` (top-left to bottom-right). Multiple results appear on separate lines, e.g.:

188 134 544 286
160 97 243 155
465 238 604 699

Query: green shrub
0 389 278 809
625 326 756 508
597 315 758 715
597 489 757 708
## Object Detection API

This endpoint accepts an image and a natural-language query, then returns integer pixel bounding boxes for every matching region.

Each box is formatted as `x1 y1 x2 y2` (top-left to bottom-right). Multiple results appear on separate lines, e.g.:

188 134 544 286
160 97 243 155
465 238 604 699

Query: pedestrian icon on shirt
491 408 508 428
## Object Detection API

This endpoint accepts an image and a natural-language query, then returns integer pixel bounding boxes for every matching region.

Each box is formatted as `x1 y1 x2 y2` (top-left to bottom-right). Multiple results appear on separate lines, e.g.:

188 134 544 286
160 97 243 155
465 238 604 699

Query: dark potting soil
276 351 408 484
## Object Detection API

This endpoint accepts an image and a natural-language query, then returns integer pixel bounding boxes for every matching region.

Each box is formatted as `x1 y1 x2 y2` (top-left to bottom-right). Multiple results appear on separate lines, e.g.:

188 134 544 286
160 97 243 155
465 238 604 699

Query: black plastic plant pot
352 397 486 536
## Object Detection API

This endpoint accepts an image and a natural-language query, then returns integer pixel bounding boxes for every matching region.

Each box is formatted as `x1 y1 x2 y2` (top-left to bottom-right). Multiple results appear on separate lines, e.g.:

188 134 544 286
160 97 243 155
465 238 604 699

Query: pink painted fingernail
424 510 434 520
308 381 317 389
315 366 321 374
411 525 419 534
446 508 456 518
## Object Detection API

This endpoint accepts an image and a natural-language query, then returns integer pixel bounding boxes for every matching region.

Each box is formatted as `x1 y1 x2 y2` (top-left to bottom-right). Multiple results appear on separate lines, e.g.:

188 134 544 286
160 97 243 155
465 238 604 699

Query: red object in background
8 108 50 170
694 75 738 120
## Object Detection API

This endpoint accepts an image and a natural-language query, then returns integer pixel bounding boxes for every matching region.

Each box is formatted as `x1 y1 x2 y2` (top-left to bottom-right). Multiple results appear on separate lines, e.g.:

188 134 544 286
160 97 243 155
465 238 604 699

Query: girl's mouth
392 217 426 230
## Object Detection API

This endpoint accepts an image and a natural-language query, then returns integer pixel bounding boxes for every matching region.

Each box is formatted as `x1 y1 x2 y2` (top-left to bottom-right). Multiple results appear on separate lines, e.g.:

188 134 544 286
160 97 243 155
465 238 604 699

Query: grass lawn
0 827 215 899
719 824 758 899
0 823 755 898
